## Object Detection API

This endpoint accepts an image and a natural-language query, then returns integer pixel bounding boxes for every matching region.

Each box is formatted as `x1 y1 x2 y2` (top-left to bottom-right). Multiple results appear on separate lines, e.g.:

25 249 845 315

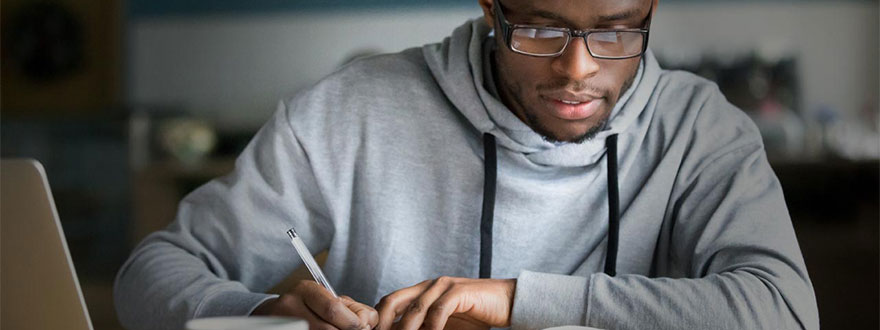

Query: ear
477 0 496 29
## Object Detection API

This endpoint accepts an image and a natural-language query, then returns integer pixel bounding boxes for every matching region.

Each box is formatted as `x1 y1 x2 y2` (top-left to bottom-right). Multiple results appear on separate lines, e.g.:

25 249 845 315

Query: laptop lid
1 159 94 330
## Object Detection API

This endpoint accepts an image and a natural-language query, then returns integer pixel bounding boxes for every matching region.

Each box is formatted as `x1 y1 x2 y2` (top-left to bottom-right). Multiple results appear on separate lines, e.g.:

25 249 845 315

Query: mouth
542 94 604 121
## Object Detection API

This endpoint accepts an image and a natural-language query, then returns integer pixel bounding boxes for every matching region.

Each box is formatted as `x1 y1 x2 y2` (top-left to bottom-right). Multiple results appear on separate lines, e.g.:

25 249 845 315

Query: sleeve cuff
510 270 590 330
194 290 280 318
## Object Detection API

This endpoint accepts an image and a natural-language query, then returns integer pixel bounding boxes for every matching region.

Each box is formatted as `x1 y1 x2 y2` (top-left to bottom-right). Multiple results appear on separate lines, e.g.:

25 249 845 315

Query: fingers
375 280 433 330
375 277 511 330
444 316 490 330
297 281 363 330
257 281 379 330
262 293 343 330
285 295 342 330
395 276 456 330
420 287 467 330
341 295 379 329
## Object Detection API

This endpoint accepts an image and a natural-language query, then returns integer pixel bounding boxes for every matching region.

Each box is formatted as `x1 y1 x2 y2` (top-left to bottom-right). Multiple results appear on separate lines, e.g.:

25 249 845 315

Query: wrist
250 297 279 316
504 278 517 326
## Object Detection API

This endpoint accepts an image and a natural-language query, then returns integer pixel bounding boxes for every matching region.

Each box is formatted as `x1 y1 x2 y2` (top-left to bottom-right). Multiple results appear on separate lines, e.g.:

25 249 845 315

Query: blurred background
1 0 877 329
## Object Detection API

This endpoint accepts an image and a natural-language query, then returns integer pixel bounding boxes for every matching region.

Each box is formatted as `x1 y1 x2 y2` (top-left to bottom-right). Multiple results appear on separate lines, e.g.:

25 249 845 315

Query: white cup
185 316 307 330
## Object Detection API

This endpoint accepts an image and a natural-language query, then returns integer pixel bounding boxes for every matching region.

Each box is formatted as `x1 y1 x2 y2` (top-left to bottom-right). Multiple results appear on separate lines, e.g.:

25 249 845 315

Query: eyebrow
514 4 645 27
597 8 643 22
526 9 576 25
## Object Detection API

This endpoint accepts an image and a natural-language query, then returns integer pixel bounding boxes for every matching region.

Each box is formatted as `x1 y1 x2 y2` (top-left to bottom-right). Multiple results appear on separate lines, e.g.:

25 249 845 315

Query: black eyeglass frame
493 0 655 59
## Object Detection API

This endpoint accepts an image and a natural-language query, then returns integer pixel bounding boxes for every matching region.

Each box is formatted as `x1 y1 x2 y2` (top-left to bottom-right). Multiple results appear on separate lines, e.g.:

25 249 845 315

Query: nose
551 37 600 81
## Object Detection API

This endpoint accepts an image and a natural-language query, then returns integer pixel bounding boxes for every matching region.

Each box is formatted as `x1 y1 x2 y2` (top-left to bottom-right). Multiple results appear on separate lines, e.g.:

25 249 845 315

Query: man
115 0 820 329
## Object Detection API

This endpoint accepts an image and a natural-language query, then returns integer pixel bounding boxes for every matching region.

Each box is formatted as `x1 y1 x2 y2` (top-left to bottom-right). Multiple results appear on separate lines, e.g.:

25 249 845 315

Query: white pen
287 228 338 298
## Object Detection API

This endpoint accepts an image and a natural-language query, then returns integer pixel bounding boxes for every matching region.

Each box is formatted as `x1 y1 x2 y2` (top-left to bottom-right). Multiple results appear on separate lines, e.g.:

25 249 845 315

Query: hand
374 276 516 330
252 280 378 330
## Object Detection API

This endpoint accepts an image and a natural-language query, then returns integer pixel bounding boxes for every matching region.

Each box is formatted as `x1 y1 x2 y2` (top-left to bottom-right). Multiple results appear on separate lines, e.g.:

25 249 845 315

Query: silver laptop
1 159 94 330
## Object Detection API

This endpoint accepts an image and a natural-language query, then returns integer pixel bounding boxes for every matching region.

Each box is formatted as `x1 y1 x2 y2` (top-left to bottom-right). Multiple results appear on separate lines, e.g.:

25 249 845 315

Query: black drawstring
604 134 620 277
479 133 497 279
478 133 621 278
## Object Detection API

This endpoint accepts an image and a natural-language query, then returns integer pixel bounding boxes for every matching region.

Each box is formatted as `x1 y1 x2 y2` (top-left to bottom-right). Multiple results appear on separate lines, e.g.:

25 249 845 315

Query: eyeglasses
493 0 653 59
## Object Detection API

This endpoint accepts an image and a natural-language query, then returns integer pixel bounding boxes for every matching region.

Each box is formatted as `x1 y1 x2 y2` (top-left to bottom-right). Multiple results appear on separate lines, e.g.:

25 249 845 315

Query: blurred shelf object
1 0 122 116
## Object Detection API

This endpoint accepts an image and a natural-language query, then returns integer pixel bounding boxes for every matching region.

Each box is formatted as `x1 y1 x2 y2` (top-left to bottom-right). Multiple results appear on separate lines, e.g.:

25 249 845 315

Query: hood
422 18 661 167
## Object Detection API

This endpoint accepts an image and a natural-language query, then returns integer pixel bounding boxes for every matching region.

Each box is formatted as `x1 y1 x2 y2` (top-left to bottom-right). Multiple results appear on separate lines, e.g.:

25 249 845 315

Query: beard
494 55 640 144
528 110 607 144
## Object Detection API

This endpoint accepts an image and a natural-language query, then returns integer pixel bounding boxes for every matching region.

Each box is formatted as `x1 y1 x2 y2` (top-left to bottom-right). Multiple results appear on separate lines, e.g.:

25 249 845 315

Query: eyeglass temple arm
643 0 656 53
492 0 511 47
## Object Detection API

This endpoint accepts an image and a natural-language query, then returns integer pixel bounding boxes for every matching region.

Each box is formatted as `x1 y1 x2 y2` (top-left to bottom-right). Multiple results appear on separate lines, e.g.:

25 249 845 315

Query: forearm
114 236 276 330
586 269 815 330
510 267 817 330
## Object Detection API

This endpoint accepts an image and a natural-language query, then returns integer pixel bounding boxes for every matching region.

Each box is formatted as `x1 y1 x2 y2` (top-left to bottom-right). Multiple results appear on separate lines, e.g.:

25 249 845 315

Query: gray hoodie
115 19 819 330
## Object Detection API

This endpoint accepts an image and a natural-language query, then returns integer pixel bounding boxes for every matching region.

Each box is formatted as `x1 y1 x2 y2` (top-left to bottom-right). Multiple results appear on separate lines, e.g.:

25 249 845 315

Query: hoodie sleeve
511 129 818 328
114 101 334 330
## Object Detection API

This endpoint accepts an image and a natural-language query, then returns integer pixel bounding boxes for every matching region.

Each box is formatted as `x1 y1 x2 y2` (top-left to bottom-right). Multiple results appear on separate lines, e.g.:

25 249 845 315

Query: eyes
591 32 621 43
516 28 566 39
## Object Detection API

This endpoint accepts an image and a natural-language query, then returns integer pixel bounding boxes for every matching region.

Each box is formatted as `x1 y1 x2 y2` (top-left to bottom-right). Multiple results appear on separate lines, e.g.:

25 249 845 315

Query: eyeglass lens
511 28 645 58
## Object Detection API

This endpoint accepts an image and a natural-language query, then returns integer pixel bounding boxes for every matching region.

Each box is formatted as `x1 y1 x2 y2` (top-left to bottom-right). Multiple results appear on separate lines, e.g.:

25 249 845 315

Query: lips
542 94 603 121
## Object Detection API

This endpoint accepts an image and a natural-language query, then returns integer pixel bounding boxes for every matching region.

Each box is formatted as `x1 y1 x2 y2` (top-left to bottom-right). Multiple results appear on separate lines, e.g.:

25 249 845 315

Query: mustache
536 79 608 97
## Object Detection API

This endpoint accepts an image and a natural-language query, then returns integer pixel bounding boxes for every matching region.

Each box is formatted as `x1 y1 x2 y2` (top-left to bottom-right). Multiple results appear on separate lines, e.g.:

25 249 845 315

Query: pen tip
286 228 298 239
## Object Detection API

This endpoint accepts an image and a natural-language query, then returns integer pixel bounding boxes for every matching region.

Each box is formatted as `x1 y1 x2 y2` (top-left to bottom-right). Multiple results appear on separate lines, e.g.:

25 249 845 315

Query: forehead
502 0 651 26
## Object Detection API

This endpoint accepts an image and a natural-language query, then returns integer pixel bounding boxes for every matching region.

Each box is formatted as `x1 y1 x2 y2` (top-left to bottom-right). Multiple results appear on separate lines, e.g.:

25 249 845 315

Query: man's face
483 0 653 143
